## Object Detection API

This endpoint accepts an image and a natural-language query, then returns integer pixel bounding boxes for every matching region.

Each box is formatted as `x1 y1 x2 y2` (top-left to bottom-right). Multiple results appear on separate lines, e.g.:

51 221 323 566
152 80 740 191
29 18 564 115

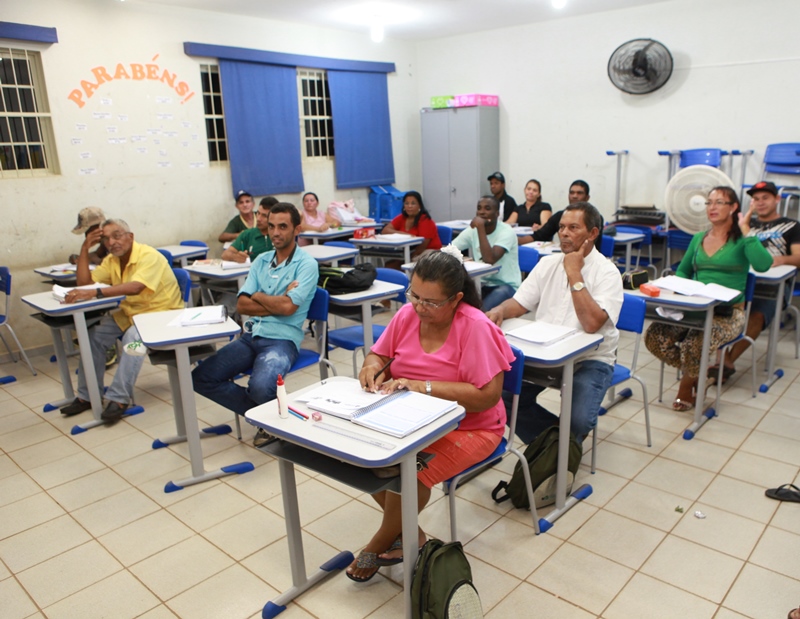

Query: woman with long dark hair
380 191 442 266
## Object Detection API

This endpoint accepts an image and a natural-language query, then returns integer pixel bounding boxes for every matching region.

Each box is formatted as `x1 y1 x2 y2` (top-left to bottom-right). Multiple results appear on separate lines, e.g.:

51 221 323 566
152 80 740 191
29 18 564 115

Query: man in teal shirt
452 195 521 310
221 197 277 262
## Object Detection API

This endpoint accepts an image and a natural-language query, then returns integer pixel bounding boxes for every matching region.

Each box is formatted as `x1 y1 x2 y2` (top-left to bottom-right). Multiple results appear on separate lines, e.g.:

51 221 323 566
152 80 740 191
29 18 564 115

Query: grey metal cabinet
420 106 499 221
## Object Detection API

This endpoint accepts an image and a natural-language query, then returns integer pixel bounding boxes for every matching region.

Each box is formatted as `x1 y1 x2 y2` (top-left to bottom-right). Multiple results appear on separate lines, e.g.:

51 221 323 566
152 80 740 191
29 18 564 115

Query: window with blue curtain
218 60 304 195
327 71 395 189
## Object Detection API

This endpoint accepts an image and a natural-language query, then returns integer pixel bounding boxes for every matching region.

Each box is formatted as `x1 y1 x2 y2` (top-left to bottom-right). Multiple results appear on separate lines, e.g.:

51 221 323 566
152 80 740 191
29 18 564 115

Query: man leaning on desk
192 202 319 447
60 218 183 422
486 202 623 444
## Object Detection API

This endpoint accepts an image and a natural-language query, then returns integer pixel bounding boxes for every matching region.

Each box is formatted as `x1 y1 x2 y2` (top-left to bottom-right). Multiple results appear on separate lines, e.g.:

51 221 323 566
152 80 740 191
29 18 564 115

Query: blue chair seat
610 364 631 384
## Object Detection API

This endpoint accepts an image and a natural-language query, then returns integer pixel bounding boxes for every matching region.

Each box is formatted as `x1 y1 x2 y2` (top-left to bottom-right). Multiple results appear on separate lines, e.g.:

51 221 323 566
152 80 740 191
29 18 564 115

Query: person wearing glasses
487 202 622 444
347 248 515 583
59 219 183 422
645 187 773 411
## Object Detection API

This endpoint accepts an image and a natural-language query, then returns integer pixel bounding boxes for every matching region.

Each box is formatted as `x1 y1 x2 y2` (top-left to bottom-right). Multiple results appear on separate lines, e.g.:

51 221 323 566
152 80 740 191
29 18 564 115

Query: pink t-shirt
299 209 329 247
371 302 514 436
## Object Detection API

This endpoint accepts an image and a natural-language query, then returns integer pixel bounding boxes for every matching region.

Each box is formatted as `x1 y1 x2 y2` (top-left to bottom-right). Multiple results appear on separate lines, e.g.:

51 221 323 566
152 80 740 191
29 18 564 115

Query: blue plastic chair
591 294 651 473
157 248 174 265
172 268 192 306
600 235 615 258
0 267 36 376
444 346 541 538
518 246 540 277
679 148 727 169
744 143 800 216
327 268 408 377
661 229 694 276
179 240 209 259
323 240 357 266
436 225 453 245
613 225 659 277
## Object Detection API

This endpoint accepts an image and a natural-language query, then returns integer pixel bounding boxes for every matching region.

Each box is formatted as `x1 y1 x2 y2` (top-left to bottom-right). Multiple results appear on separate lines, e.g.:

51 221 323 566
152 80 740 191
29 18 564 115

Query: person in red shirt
380 191 442 269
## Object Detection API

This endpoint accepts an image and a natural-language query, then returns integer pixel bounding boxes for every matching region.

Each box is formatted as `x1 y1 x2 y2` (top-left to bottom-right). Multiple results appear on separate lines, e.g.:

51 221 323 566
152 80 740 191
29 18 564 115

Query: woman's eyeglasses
405 288 454 309
705 200 733 207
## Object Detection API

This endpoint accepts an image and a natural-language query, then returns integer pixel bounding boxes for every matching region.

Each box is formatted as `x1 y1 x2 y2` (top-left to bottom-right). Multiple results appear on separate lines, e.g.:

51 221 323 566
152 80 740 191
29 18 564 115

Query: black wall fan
608 38 673 95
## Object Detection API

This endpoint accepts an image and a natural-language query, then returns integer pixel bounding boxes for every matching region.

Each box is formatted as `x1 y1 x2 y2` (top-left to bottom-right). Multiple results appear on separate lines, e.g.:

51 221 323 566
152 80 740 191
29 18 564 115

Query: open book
52 283 109 301
506 321 578 347
650 276 740 302
299 382 458 438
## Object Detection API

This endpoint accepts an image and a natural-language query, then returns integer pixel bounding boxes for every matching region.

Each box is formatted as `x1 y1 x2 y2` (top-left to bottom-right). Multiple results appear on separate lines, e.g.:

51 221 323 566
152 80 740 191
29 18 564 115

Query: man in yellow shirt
60 218 183 423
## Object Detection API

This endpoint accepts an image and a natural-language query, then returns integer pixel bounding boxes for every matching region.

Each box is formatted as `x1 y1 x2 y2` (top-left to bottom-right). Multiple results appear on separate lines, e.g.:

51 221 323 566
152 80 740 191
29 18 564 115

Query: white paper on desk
376 233 414 241
47 263 96 273
222 258 250 270
52 282 109 301
506 321 578 346
296 383 390 418
651 276 739 302
167 305 227 327
515 227 534 235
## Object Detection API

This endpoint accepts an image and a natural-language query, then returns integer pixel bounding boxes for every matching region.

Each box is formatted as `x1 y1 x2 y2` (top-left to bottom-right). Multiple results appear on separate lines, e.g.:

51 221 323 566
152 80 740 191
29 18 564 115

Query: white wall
413 0 800 214
1 0 418 350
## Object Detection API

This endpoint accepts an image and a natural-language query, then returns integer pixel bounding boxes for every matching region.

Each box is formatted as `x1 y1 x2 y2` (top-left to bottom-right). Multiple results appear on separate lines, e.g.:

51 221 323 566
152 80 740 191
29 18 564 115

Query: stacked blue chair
0 267 36 376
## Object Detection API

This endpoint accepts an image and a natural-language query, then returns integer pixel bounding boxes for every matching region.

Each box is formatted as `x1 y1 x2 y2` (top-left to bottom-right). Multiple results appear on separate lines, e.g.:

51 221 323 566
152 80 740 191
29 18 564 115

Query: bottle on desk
276 374 288 419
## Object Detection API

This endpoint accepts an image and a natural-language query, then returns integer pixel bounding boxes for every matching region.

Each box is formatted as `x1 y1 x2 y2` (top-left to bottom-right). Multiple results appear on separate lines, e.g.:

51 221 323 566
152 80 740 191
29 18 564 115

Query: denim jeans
505 359 614 443
192 333 299 416
77 314 144 405
481 284 517 311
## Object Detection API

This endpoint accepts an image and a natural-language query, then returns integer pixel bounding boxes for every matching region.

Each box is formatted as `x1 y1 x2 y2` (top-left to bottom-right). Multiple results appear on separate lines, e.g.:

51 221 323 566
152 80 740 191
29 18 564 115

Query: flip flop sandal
345 551 379 583
672 398 694 412
765 483 800 503
375 535 404 566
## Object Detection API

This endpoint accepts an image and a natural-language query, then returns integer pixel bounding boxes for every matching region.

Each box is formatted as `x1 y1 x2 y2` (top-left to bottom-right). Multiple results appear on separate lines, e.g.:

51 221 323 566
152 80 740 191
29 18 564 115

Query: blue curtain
219 60 304 196
327 71 395 189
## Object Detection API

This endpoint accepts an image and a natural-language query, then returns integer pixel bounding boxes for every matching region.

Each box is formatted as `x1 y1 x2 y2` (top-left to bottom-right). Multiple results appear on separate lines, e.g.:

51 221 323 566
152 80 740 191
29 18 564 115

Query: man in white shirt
486 202 623 442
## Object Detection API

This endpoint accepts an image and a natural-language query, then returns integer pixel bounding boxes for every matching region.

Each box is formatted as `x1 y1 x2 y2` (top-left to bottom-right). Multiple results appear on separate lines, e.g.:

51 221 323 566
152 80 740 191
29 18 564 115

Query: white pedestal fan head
664 165 736 234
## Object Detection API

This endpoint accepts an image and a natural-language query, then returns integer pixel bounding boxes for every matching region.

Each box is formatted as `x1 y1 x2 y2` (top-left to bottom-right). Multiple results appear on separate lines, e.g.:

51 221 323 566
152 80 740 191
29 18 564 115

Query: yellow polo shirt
91 241 183 331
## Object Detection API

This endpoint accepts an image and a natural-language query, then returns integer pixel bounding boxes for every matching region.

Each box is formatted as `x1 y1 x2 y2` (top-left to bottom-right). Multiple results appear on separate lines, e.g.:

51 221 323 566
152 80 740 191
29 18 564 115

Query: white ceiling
133 0 672 40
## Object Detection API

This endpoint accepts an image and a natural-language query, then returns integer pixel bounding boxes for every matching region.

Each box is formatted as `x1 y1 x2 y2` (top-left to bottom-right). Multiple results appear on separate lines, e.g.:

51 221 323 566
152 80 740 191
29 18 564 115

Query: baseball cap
487 172 505 183
71 207 106 235
235 190 253 202
746 181 778 197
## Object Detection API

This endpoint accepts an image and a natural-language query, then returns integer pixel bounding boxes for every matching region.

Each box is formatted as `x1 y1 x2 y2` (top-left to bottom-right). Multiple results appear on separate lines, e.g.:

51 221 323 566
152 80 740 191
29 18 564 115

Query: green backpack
491 425 582 510
411 539 483 619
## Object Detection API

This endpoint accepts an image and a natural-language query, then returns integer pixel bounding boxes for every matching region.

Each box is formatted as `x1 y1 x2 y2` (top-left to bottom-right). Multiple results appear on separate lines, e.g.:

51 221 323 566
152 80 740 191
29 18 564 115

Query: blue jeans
481 284 516 311
192 333 298 416
505 359 614 443
77 314 144 405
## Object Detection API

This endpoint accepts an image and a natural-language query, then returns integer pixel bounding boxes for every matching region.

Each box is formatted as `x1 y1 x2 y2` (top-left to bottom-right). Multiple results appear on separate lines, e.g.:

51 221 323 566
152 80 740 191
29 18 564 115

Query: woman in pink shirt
298 192 340 246
346 249 514 582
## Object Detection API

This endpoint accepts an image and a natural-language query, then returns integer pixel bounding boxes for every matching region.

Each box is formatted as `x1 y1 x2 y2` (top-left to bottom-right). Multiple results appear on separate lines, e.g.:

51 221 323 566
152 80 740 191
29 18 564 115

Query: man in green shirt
221 197 277 262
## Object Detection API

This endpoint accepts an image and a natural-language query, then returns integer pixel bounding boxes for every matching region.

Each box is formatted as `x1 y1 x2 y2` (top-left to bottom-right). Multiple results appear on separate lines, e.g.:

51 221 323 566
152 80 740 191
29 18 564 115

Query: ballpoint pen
372 357 395 383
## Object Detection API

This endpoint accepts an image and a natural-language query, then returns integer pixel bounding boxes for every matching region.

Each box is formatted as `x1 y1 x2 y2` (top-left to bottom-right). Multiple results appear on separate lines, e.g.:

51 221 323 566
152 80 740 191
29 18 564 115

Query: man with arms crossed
487 202 623 443
714 181 800 380
60 219 183 422
193 203 319 447
452 195 521 311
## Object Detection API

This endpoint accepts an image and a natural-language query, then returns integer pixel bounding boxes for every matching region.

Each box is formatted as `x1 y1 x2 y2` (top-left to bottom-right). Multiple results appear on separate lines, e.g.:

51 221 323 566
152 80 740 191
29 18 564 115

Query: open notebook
299 383 458 438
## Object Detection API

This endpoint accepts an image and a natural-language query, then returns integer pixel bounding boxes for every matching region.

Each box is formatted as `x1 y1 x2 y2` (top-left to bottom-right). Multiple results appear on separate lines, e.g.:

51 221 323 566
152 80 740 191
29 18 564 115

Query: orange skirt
417 429 502 489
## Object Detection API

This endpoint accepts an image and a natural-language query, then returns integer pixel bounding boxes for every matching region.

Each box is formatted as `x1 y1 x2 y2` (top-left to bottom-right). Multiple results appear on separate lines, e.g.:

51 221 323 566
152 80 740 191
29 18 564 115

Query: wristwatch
570 282 586 293
96 288 104 299
425 380 432 395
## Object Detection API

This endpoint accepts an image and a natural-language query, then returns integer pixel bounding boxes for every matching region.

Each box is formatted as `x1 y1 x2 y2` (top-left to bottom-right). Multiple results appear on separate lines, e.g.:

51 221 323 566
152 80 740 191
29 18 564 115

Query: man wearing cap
713 181 800 380
221 197 277 263
59 218 183 422
68 207 109 265
488 172 518 222
452 195 521 311
219 190 257 243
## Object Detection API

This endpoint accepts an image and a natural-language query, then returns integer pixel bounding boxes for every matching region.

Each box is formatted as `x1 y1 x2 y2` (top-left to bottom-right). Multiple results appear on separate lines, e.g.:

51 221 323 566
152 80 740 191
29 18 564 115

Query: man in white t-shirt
486 202 623 442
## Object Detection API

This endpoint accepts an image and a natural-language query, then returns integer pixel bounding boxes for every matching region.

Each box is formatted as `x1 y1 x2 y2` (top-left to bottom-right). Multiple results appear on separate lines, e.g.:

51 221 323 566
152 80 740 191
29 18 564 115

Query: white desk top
185 263 250 280
297 228 355 240
437 220 471 232
34 264 94 282
502 317 603 365
157 245 208 259
245 376 464 467
612 232 646 243
401 260 500 277
133 309 240 348
351 235 424 248
521 241 561 255
303 244 360 263
752 264 797 281
328 280 406 306
515 226 534 237
626 287 718 309
21 290 124 316
340 221 378 228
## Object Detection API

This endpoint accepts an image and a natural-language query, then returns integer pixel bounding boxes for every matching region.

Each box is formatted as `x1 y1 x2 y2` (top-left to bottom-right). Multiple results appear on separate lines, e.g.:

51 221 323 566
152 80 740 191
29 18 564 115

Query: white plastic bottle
276 374 288 419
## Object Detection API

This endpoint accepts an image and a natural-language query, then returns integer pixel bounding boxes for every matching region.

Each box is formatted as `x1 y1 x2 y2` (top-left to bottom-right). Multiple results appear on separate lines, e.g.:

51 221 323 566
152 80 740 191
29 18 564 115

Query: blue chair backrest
763 143 800 175
436 225 453 245
502 346 525 395
307 287 329 322
600 235 615 258
157 248 174 264
744 272 756 303
172 268 191 304
0 266 10 296
180 240 208 259
376 267 409 303
666 229 694 250
679 148 726 169
518 246 540 273
618 294 646 334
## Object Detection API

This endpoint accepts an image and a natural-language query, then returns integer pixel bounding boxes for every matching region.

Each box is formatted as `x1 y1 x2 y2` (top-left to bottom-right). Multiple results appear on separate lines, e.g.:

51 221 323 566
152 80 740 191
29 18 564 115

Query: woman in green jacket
645 186 773 411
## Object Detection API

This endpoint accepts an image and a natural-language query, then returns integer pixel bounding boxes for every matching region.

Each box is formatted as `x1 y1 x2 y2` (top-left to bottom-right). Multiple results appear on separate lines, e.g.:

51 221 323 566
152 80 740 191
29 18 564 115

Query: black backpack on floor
412 539 483 619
